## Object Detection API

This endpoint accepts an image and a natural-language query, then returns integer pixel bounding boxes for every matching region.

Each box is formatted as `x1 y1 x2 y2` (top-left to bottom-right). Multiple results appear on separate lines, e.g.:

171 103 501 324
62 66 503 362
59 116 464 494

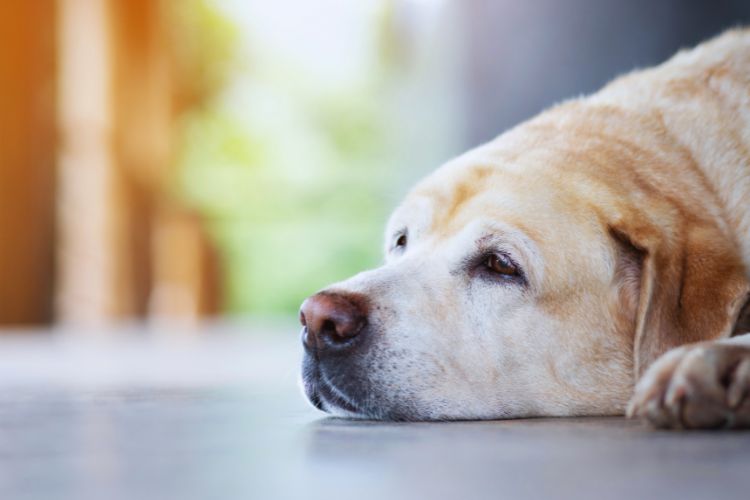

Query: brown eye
486 253 517 276
395 233 407 249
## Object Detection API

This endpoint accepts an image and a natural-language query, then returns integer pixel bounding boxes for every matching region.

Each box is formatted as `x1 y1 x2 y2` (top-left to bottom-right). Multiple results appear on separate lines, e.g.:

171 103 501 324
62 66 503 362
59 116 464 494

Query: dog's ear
609 220 749 378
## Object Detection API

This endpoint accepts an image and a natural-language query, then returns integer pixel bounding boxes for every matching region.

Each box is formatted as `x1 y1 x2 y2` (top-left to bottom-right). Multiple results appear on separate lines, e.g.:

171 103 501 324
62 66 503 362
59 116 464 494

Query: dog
299 28 750 429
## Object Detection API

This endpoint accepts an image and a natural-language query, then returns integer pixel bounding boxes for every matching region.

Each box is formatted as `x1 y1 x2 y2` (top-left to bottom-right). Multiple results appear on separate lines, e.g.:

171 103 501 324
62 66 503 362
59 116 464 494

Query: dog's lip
307 386 325 411
321 377 363 414
307 371 363 415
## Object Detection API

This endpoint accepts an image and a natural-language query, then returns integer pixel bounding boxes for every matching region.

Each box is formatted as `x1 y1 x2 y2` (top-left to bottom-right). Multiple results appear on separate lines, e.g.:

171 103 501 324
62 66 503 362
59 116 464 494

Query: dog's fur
301 29 750 428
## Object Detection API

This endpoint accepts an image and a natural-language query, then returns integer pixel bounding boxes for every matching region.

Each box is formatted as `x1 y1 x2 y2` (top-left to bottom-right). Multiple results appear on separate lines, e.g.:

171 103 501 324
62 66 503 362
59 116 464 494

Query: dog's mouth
309 375 363 415
302 354 366 417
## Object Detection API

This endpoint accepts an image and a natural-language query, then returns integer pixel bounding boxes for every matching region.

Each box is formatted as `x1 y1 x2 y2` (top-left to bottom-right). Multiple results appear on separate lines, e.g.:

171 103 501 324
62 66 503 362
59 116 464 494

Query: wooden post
56 0 220 326
0 2 57 325
56 0 120 324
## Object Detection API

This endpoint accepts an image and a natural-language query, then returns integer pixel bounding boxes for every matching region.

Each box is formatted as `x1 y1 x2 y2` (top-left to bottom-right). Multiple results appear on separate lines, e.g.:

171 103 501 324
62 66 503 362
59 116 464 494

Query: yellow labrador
299 29 750 429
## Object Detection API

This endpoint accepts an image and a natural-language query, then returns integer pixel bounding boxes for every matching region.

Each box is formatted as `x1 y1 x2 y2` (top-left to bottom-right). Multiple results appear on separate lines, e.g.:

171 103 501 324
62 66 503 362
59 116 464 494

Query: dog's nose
299 292 367 350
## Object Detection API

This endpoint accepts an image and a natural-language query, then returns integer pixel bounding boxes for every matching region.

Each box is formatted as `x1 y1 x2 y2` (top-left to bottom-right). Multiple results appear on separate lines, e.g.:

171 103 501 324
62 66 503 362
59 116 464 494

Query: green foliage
172 1 397 315
165 0 239 105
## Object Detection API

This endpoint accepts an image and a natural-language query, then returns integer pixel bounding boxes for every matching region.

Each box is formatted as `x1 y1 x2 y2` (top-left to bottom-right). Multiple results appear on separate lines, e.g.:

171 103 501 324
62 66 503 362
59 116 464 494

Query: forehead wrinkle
439 189 548 247
420 165 508 238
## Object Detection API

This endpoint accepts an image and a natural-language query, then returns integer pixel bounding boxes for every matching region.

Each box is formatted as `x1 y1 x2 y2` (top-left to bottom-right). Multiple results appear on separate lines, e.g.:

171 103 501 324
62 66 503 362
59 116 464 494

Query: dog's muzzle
299 290 372 415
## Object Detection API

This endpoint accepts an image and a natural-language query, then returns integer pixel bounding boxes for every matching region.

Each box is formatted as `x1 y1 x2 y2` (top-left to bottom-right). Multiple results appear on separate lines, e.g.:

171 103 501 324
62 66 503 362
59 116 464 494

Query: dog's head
299 104 749 420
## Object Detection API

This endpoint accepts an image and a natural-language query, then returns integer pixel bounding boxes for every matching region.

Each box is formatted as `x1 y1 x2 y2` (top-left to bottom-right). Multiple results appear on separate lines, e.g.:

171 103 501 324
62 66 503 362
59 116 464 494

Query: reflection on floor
0 322 748 500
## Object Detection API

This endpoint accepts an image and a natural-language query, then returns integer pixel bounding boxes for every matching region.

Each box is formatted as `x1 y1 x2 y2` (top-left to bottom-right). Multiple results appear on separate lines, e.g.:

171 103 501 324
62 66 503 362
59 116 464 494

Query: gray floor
0 322 748 500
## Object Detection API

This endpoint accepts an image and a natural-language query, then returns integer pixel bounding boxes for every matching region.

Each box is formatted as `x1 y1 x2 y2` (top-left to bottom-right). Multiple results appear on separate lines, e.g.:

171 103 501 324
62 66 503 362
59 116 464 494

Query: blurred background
2 0 750 328
5 6 750 498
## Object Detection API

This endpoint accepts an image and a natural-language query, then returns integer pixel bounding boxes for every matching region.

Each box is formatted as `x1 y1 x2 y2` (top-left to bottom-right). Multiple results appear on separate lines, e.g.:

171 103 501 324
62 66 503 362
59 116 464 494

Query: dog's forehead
393 159 556 241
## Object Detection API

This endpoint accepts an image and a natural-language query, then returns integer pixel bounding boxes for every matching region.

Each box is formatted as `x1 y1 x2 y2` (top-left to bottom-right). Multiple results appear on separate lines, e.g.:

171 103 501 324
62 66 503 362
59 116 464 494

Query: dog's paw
627 341 750 429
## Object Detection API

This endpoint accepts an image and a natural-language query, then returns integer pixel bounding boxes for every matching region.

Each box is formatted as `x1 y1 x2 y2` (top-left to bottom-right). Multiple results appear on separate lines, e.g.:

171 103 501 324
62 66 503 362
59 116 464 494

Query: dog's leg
627 334 750 429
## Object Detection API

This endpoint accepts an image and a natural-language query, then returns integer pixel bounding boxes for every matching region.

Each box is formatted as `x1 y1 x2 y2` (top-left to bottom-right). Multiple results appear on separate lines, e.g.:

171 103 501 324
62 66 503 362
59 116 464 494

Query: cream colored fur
309 29 750 425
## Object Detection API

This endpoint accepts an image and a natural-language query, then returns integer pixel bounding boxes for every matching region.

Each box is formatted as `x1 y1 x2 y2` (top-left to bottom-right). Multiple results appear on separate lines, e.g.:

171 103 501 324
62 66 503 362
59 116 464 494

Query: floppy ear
610 220 749 378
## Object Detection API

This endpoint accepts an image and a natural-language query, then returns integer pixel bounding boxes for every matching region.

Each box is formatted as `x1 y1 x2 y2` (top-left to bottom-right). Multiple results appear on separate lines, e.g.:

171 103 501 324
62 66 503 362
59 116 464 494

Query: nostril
327 315 366 344
299 310 307 327
321 319 342 341
321 319 336 332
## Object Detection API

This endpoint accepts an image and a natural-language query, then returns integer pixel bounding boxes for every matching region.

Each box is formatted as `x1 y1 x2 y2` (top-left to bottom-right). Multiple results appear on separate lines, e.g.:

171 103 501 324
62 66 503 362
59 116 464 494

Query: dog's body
300 29 750 428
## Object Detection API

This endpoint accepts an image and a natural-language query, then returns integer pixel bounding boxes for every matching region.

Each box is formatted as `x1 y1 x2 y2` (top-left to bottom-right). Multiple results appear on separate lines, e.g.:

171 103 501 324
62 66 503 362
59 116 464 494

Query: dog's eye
485 253 518 276
394 232 407 250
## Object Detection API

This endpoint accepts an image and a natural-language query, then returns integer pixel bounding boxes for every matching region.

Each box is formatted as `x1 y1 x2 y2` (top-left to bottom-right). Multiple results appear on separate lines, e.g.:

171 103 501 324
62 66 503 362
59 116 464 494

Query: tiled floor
0 323 748 500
